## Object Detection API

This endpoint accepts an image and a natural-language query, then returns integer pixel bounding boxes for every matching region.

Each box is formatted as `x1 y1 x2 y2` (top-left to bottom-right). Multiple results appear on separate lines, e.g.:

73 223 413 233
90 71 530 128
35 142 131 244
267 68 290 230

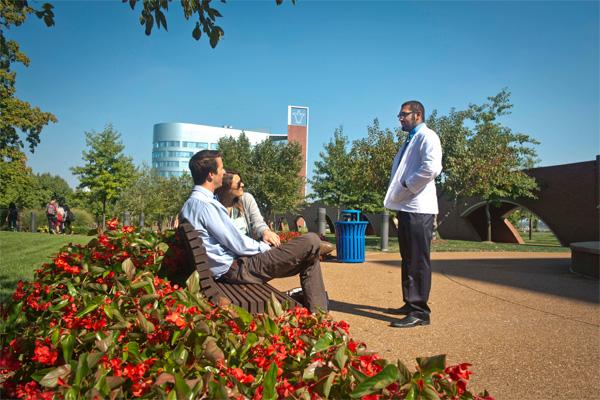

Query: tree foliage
0 146 36 208
0 1 57 154
115 165 193 223
71 124 136 218
217 134 304 222
428 89 539 240
34 172 73 207
123 0 294 47
310 122 402 213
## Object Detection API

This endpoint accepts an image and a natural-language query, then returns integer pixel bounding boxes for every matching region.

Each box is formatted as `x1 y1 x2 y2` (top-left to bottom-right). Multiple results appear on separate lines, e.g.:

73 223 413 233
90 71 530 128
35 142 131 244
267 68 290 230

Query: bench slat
176 220 301 313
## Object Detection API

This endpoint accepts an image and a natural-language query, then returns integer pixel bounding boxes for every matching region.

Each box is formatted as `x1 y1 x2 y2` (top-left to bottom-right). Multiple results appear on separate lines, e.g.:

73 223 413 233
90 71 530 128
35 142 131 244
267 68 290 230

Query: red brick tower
287 106 309 196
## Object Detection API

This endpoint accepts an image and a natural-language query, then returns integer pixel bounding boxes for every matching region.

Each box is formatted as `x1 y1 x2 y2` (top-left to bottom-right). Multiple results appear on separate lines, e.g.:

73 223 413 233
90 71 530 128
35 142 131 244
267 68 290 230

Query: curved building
152 122 287 177
152 106 309 196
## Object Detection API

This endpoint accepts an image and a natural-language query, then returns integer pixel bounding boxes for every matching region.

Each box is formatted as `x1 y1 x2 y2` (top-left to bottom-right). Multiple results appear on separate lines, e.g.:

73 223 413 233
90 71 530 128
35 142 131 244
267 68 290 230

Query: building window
154 141 181 148
153 161 180 168
182 141 208 149
168 151 193 158
152 151 167 158
209 143 218 150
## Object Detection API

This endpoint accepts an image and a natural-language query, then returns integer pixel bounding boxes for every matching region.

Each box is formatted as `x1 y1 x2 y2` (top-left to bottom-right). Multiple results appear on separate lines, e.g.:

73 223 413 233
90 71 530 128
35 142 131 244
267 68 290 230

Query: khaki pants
220 233 328 313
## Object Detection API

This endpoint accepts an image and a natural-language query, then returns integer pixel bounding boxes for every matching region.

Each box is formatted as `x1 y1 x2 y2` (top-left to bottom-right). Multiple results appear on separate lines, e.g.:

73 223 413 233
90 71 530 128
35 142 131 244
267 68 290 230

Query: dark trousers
397 211 434 319
220 232 328 313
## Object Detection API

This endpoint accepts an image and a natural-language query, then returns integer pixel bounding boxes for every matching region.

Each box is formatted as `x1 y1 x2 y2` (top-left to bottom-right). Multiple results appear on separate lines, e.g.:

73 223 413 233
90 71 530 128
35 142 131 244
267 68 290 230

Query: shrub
0 221 492 399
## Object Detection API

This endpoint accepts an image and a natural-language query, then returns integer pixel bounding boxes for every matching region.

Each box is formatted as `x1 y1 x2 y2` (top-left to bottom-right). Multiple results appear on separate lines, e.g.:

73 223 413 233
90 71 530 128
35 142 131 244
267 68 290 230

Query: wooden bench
176 220 301 313
570 241 599 278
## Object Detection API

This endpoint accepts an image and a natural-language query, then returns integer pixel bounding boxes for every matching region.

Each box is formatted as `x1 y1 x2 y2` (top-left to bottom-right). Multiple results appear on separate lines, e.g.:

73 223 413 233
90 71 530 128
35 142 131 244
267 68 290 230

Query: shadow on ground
369 257 599 304
328 299 399 323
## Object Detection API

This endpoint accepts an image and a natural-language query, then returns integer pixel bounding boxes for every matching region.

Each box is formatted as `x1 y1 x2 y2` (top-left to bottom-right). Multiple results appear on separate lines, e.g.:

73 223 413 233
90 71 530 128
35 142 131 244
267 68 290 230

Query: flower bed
0 221 493 399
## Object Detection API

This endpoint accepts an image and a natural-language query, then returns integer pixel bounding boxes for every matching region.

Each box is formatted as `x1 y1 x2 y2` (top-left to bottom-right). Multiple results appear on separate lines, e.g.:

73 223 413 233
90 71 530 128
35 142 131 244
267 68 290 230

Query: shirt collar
192 185 214 200
409 122 425 136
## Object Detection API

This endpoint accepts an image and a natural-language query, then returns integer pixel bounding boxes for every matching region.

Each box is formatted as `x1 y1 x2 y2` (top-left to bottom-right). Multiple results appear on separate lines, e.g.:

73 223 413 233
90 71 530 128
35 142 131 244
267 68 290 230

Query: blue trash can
335 210 368 263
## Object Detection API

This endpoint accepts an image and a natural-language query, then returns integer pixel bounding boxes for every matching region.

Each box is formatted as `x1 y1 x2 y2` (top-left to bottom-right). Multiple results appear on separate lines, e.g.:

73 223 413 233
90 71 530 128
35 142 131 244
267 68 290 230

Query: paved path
271 251 599 400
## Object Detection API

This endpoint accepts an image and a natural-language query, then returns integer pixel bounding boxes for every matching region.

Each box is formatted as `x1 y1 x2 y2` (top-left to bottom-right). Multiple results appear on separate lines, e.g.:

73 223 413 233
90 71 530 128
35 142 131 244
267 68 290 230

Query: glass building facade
152 122 286 177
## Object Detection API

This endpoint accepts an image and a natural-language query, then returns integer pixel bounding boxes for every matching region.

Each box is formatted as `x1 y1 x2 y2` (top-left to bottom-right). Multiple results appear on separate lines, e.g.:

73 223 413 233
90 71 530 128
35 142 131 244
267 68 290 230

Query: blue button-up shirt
180 186 270 278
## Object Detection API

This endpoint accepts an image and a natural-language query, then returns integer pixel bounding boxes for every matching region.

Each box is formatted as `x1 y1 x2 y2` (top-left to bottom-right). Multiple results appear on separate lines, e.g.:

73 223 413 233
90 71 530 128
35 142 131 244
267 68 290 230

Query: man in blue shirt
180 150 328 313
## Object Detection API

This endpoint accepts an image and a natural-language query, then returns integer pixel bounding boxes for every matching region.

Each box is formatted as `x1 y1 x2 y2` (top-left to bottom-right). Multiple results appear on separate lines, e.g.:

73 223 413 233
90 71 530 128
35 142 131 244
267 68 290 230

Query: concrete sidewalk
271 251 599 400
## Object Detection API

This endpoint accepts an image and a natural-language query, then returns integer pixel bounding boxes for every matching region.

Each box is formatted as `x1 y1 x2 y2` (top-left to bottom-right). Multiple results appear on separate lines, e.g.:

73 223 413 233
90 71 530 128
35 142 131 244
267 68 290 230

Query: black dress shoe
386 304 413 315
389 315 430 328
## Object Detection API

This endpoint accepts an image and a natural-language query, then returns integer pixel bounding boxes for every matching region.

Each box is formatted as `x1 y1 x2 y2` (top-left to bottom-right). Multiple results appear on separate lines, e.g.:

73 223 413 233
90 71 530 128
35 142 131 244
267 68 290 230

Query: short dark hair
401 100 425 120
189 150 221 185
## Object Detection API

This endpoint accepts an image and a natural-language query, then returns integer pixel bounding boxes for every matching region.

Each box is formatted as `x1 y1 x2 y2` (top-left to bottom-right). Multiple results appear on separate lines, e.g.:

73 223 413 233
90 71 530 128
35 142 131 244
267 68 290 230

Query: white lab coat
384 124 442 214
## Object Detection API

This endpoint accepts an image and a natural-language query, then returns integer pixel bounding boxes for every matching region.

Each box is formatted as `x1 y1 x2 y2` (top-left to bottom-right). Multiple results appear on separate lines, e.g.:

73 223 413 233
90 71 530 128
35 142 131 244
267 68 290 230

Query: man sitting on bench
180 150 328 313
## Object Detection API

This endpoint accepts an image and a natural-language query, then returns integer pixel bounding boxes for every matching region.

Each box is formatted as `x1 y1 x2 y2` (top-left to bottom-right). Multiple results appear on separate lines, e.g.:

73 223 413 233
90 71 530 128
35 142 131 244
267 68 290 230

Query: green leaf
75 296 103 318
122 258 136 280
312 332 334 355
421 384 441 400
268 292 284 317
137 311 155 333
175 372 192 400
234 305 253 326
416 354 446 374
61 334 75 363
186 271 200 294
350 364 399 398
405 385 417 400
263 317 279 335
397 360 412 385
74 353 89 386
49 298 70 312
40 364 72 388
65 387 77 400
323 371 336 398
203 337 225 363
262 362 278 400
348 366 368 382
31 367 54 383
171 330 182 346
192 22 201 40
157 241 169 252
334 344 348 369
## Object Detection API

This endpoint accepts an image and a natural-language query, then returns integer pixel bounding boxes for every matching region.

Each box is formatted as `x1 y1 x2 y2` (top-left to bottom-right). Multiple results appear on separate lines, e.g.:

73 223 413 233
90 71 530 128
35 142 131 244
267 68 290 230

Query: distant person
6 202 18 231
180 150 328 313
46 199 57 234
56 204 65 234
214 171 281 247
63 205 74 235
384 100 442 328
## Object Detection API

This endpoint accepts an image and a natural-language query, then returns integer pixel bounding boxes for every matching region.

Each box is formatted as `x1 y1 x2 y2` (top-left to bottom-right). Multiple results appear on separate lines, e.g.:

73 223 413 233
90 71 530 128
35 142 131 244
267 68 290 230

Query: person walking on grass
384 100 442 328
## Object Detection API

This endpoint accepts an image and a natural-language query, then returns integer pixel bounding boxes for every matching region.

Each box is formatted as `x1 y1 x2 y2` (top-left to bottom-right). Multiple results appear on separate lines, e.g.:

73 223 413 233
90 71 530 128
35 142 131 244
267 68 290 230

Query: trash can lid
340 210 361 220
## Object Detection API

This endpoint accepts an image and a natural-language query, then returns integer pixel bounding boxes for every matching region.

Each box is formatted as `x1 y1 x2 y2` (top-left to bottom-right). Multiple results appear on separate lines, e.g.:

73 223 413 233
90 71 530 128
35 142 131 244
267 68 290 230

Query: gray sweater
240 192 269 240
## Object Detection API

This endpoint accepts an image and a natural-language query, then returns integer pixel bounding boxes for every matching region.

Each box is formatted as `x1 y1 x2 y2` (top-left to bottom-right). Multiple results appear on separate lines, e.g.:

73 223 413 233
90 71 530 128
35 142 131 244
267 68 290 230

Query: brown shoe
319 240 335 256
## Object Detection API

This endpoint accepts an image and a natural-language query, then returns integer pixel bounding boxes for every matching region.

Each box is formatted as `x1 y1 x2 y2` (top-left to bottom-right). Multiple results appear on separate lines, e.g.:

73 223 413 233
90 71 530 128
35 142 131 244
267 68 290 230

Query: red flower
31 341 58 366
106 218 119 230
165 311 187 329
122 225 135 234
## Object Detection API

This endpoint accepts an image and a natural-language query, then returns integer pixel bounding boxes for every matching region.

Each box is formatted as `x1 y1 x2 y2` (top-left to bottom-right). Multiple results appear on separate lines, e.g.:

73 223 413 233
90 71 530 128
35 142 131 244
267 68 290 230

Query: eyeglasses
398 111 418 118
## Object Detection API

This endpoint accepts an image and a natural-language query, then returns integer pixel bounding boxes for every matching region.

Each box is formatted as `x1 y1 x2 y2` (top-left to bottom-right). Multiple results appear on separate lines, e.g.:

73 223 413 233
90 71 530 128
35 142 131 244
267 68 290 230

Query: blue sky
8 0 599 187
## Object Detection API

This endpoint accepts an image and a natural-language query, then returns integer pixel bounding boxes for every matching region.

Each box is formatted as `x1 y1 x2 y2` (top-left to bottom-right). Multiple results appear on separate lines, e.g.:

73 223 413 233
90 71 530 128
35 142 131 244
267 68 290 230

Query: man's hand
262 229 281 247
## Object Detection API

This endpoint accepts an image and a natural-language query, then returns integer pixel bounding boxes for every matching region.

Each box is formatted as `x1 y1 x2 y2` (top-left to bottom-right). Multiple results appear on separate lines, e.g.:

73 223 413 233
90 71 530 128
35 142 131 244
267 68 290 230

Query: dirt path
270 251 599 400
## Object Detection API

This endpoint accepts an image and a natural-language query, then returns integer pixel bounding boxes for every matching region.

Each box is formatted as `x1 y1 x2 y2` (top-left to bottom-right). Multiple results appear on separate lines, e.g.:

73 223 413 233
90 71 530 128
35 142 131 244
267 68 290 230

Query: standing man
384 101 442 328
179 150 328 313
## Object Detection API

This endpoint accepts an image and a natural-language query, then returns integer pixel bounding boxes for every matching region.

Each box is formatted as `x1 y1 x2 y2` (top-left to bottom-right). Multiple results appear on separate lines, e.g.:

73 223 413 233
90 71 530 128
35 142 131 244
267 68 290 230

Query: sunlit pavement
271 251 599 400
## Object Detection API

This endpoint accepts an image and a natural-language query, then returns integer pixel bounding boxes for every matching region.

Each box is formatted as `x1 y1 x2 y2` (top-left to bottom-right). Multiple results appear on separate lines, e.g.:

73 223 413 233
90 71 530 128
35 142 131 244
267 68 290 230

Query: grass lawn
0 230 568 303
0 231 92 302
323 231 568 253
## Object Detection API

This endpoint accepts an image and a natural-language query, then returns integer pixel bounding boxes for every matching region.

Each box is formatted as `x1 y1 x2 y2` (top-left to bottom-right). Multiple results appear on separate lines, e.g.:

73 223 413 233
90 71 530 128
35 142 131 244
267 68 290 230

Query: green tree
218 132 252 178
33 172 73 207
125 0 294 48
310 127 359 212
0 1 57 154
71 124 136 221
0 146 37 208
116 165 192 225
216 135 303 223
351 119 402 212
429 89 539 241
250 139 304 222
